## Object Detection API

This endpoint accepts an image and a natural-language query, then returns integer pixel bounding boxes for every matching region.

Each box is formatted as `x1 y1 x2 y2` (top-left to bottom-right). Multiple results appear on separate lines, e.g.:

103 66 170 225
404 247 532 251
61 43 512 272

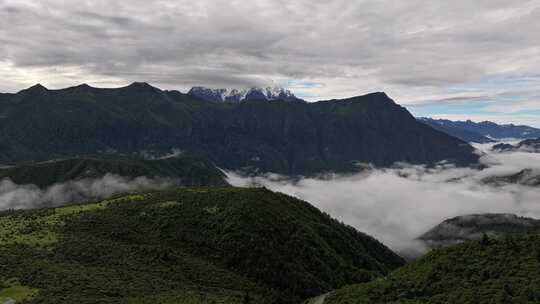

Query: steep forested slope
322 237 540 303
419 214 540 248
0 187 404 304
0 155 228 188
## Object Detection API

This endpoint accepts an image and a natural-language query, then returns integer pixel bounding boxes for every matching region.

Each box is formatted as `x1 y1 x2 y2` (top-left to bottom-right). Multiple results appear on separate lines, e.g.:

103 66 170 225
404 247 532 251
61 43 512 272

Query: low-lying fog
227 141 540 257
0 174 177 210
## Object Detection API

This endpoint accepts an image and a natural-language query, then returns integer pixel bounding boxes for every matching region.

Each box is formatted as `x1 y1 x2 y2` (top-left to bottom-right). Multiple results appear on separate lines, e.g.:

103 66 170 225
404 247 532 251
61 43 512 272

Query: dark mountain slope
321 236 540 304
0 84 479 174
419 213 540 249
483 169 540 187
418 117 494 143
0 187 404 303
0 155 228 188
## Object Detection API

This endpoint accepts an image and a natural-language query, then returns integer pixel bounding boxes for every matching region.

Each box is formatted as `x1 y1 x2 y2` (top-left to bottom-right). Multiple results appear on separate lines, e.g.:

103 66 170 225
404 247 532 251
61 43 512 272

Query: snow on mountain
188 86 303 103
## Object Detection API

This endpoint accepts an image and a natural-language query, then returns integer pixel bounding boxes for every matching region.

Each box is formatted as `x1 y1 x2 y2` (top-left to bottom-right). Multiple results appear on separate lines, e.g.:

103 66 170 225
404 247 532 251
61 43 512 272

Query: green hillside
0 155 228 188
0 187 404 304
322 236 540 304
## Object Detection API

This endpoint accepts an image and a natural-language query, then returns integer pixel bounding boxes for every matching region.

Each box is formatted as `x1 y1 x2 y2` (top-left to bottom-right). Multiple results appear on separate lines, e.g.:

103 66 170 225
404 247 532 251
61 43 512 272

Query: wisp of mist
0 174 177 210
227 143 540 257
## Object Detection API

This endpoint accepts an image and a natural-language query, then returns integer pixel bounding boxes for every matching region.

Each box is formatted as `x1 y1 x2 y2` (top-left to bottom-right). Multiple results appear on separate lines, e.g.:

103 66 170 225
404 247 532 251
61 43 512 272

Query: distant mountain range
418 117 540 143
188 86 303 103
0 83 479 175
492 138 540 153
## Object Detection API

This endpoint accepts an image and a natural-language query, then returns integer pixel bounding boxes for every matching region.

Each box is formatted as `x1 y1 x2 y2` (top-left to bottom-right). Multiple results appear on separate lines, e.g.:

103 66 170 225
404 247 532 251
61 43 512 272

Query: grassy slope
324 237 540 304
0 187 404 304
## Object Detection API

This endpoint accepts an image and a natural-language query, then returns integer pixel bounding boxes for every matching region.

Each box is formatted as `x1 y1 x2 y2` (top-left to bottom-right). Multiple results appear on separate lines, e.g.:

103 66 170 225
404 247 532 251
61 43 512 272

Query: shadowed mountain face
419 213 540 249
0 83 479 175
418 117 540 143
0 155 229 188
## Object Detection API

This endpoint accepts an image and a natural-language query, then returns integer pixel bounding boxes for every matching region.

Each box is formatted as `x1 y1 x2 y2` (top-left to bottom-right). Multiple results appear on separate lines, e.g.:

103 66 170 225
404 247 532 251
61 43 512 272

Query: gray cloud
227 142 540 257
1 0 540 108
0 173 177 210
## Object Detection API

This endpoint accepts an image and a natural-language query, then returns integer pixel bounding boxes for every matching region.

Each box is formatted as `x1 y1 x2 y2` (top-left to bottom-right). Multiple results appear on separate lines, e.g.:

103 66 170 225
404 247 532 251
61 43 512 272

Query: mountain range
188 86 303 103
0 83 479 175
418 117 540 143
1 83 540 304
492 138 540 153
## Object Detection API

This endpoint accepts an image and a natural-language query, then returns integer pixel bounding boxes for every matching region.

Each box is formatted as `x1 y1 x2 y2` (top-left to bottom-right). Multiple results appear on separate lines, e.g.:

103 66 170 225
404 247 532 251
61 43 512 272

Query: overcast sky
1 0 539 126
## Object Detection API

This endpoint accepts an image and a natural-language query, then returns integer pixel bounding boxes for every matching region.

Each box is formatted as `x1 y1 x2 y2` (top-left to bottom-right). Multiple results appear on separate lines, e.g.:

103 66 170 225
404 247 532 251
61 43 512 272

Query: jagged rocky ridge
492 138 540 153
188 86 303 103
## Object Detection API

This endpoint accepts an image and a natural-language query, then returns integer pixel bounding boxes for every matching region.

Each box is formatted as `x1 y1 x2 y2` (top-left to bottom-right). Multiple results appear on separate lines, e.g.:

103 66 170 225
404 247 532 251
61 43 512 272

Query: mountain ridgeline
493 138 540 153
418 117 540 143
0 83 479 175
0 155 229 188
187 86 303 103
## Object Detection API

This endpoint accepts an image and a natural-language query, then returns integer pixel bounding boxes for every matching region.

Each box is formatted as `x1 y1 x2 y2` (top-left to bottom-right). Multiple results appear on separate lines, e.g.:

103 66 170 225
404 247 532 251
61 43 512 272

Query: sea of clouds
227 142 540 257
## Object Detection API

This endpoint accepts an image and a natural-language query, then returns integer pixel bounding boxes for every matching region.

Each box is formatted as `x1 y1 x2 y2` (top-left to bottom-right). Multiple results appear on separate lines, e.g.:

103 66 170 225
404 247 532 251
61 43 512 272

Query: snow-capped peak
188 86 303 103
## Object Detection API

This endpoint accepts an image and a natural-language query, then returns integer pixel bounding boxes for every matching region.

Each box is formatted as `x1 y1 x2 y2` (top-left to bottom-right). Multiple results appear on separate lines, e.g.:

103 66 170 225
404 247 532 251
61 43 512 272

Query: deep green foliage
0 187 404 303
0 155 228 187
324 236 540 303
0 84 479 174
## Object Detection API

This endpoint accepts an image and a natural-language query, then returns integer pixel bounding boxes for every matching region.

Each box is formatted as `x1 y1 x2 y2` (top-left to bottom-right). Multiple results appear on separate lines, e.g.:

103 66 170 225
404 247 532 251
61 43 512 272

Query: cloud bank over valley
227 142 540 256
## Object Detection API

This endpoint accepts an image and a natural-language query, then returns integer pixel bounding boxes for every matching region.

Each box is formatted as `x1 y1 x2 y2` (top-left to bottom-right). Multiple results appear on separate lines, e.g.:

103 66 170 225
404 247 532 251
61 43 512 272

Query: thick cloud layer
0 173 176 210
227 143 540 257
1 0 540 125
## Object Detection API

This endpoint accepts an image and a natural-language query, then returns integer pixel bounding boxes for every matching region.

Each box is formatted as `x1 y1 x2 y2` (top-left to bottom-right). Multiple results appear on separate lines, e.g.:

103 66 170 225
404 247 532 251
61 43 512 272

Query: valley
0 86 539 304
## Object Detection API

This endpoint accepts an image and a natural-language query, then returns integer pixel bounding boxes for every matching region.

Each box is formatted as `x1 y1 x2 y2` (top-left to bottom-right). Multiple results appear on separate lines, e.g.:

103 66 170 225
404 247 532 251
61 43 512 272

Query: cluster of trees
325 235 540 303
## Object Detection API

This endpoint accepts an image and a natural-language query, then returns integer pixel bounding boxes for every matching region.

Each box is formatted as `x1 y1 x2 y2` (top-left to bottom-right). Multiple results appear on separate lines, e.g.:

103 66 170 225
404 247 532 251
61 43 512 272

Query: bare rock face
188 86 303 103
